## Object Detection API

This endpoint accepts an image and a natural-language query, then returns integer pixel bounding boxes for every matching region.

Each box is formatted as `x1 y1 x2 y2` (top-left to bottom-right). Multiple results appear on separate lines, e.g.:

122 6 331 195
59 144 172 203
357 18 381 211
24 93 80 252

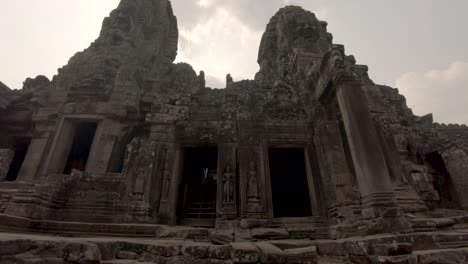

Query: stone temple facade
1 1 468 263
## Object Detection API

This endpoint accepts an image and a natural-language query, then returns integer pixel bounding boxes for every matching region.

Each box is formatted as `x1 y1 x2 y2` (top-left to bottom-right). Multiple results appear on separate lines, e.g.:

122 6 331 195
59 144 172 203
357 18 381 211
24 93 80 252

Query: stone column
217 143 238 219
441 149 468 209
43 118 75 175
336 79 399 218
314 120 359 222
86 119 123 174
239 145 267 218
157 144 182 225
16 135 49 181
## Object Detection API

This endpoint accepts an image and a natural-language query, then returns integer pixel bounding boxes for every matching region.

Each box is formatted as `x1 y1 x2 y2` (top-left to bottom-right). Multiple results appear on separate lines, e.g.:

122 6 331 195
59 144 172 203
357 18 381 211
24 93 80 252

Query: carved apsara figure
247 161 260 201
223 163 234 204
162 161 171 201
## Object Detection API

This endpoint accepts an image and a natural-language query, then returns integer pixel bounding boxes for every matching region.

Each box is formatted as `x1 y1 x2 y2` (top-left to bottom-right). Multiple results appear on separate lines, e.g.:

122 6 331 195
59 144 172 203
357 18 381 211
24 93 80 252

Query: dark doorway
178 147 218 227
6 137 31 181
63 122 98 174
425 151 460 209
269 148 312 218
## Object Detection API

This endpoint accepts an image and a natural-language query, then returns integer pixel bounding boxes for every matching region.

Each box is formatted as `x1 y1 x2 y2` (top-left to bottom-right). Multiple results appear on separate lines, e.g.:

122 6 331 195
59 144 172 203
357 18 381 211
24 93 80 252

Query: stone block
145 242 180 257
371 243 413 256
251 228 289 240
181 242 209 259
0 239 33 256
62 242 102 263
239 219 269 229
284 246 318 264
117 251 138 260
230 242 260 263
256 242 286 264
207 245 231 260
373 255 417 264
209 229 234 245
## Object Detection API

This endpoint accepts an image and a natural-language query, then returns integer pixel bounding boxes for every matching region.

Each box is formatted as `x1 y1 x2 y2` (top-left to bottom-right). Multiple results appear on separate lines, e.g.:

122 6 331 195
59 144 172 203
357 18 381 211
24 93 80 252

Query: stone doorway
63 122 98 174
268 148 313 218
425 151 459 209
5 137 31 181
178 147 218 227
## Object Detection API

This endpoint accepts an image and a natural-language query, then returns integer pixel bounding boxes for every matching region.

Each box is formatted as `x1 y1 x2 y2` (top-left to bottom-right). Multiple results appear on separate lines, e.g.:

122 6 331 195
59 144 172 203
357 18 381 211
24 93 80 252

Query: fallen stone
209 230 234 245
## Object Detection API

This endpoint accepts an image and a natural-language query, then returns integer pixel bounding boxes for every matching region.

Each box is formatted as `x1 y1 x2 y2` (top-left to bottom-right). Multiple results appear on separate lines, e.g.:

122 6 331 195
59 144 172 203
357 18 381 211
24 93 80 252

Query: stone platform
2 227 468 263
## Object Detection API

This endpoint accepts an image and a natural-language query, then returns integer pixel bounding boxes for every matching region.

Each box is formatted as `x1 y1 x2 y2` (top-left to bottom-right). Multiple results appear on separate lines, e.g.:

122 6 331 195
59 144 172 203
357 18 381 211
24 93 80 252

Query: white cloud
196 0 214 8
176 6 262 87
396 61 468 125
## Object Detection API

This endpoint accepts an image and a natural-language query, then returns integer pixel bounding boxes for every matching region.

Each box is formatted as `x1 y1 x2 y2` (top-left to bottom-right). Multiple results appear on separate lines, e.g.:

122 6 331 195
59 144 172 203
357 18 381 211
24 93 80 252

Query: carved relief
247 161 261 202
161 160 172 202
222 163 234 205
123 137 157 201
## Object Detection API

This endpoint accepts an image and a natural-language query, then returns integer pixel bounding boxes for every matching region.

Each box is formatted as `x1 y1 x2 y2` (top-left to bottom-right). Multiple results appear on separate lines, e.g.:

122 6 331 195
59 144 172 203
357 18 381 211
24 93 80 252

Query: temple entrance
63 122 97 174
269 148 312 218
178 147 218 227
5 137 31 181
425 151 460 209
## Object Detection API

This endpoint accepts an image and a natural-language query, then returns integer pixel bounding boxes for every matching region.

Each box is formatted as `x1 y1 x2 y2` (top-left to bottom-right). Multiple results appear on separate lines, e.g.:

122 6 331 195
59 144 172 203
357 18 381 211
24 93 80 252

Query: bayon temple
1 0 468 263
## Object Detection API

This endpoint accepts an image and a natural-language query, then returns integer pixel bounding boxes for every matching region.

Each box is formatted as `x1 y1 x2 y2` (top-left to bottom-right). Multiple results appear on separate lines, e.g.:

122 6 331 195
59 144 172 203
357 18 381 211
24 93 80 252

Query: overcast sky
1 0 467 124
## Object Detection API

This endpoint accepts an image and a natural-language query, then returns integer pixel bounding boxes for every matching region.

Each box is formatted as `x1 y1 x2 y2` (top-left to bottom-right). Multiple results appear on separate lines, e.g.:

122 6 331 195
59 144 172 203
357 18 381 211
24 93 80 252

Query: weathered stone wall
0 1 468 249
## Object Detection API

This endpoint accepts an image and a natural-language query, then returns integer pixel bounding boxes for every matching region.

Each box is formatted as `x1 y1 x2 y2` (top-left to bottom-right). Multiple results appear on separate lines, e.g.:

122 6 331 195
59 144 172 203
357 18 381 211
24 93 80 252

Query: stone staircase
0 182 35 213
394 186 428 213
3 229 468 263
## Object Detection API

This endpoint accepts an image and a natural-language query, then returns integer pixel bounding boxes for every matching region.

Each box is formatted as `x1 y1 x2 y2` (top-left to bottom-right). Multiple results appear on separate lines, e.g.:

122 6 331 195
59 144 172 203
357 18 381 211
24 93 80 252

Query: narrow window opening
269 148 312 218
63 122 97 174
178 147 218 227
6 137 31 181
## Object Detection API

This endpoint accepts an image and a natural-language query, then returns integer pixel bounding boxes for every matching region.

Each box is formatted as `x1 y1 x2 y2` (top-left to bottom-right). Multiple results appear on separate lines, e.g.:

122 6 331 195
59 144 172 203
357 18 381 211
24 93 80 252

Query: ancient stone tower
1 0 468 263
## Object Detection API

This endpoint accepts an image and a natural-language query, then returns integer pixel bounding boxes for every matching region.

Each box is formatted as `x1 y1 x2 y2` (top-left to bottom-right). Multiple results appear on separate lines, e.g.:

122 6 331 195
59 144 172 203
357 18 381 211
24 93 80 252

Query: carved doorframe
43 114 104 175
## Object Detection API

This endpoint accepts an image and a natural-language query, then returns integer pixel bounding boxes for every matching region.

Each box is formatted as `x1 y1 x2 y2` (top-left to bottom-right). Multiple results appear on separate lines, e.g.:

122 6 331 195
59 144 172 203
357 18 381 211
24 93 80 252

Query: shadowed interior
269 148 312 218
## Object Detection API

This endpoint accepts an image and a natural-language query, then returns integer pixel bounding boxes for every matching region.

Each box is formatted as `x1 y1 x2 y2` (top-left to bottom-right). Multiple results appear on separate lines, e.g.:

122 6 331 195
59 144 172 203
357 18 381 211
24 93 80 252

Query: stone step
413 247 468 264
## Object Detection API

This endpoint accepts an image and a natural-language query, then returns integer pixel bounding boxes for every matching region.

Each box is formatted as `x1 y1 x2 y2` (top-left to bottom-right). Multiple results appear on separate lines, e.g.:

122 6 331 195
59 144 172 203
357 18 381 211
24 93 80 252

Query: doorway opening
269 148 312 218
5 137 31 181
425 151 460 209
178 147 218 227
63 122 98 174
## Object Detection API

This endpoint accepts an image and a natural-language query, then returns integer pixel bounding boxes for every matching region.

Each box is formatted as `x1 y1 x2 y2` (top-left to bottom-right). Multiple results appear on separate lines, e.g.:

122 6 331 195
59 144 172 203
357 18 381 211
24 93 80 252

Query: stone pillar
0 149 14 181
217 143 238 219
86 119 122 174
441 149 468 209
157 144 182 225
16 135 49 181
335 80 398 218
314 120 359 222
43 118 75 175
239 145 267 218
